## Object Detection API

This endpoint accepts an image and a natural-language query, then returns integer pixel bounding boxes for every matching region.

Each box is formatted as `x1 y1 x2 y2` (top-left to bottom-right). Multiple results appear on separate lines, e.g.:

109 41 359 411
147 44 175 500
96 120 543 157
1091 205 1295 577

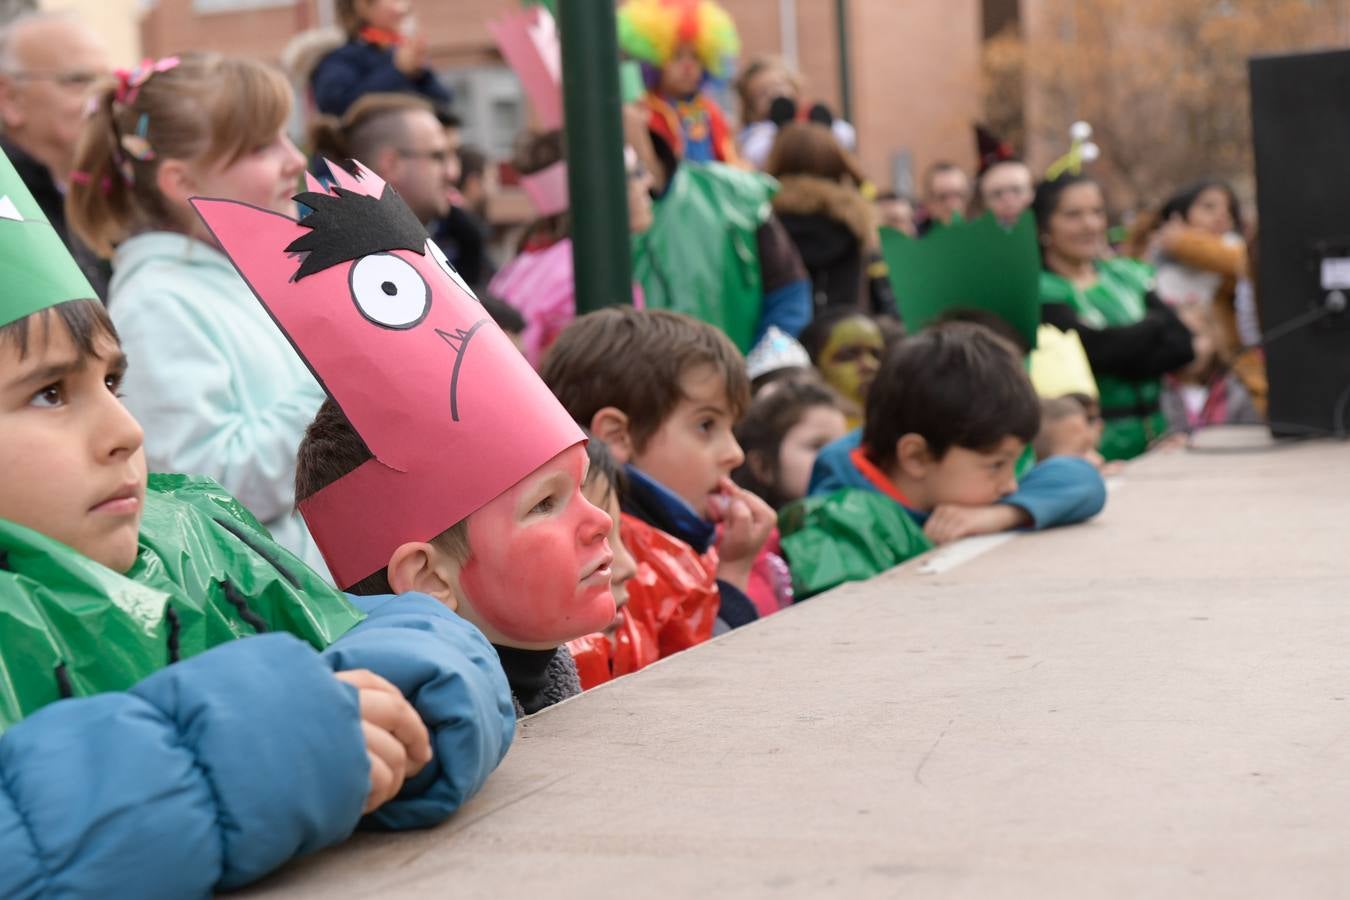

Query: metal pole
558 0 632 312
834 0 853 126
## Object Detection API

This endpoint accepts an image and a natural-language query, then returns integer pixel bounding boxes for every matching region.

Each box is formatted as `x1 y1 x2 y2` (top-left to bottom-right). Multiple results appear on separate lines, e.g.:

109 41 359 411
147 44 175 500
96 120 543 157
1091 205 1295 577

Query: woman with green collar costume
1033 174 1196 460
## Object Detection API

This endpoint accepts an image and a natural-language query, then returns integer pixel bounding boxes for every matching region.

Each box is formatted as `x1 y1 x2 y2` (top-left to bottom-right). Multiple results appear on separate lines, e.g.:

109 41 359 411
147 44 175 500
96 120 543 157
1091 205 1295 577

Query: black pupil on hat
381 281 397 296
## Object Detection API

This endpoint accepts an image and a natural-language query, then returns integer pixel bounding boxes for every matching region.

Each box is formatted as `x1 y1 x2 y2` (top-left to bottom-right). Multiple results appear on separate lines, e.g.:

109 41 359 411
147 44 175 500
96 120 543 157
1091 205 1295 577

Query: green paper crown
0 149 98 328
880 210 1042 350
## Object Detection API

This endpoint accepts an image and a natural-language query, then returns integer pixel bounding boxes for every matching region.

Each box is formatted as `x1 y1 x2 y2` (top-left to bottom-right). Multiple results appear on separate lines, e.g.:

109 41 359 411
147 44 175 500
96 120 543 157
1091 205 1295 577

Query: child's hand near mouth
708 477 776 591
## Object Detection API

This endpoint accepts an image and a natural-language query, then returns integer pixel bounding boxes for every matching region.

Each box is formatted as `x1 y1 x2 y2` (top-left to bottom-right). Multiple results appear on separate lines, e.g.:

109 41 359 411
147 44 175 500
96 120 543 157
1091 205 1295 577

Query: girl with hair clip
732 377 849 512
66 52 329 576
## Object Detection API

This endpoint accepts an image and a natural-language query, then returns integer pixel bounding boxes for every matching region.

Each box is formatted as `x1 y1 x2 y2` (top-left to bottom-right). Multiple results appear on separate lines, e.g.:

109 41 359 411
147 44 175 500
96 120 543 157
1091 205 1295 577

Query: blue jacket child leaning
0 152 513 899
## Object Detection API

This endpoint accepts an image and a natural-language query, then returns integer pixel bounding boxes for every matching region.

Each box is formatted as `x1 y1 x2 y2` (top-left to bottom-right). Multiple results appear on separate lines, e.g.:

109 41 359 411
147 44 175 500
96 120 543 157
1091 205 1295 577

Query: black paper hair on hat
287 178 429 281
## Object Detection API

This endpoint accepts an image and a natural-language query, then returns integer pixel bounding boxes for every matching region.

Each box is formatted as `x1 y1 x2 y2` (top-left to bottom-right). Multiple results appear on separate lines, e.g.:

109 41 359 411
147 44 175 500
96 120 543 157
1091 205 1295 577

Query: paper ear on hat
0 151 98 327
880 211 1042 351
190 159 584 589
489 6 563 130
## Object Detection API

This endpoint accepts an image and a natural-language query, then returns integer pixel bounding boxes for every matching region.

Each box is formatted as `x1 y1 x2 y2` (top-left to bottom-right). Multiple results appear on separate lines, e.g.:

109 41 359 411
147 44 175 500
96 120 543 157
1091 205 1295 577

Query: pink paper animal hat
191 161 584 588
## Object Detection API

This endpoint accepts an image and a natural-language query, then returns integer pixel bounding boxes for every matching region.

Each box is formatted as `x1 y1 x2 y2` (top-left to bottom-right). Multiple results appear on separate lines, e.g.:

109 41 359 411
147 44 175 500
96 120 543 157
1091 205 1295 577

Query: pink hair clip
113 55 181 106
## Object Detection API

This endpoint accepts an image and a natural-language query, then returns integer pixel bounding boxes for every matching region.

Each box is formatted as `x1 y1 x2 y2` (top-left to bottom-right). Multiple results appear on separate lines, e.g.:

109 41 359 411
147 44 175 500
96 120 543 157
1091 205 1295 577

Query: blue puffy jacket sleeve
323 593 515 831
999 455 1108 529
0 633 368 899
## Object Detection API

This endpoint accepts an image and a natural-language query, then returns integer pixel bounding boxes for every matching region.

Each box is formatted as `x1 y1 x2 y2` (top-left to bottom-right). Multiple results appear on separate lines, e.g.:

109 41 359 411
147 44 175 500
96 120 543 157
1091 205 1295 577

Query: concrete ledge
243 430 1350 899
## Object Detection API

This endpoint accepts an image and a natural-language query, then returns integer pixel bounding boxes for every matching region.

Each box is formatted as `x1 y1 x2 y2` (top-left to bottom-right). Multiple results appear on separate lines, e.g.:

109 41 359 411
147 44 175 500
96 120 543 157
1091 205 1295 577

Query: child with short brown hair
541 307 778 635
788 323 1108 598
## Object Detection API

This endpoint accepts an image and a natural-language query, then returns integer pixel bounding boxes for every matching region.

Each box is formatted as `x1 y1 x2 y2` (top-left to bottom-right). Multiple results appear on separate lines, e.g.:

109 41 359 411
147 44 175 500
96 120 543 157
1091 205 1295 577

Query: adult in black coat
766 121 894 316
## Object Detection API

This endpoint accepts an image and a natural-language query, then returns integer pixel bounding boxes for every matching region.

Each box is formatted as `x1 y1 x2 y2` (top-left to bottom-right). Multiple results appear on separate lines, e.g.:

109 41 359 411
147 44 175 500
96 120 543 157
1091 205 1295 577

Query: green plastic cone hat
0 149 97 328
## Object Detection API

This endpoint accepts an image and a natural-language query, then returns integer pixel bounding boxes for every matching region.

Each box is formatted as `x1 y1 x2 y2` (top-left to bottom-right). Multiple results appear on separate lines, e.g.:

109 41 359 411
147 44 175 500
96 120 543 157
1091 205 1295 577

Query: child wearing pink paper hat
197 159 623 716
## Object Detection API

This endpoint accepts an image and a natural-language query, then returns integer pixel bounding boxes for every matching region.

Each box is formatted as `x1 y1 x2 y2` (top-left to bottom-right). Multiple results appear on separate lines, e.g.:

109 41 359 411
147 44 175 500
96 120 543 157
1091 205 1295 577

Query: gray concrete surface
244 429 1350 899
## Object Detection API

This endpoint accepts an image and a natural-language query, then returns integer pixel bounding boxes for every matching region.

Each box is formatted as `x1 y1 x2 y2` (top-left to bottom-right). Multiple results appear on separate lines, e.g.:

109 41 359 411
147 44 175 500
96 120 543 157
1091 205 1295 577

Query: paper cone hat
191 161 585 589
880 210 1042 350
0 150 98 328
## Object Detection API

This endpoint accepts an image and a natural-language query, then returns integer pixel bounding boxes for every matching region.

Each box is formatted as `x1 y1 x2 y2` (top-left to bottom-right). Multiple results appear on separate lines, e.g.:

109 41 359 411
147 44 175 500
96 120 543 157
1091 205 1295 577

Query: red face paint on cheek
458 448 616 646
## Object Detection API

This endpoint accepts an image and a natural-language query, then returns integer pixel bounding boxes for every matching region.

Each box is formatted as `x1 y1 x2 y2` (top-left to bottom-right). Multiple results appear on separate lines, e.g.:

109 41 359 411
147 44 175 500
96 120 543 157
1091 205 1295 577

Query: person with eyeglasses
918 160 973 235
978 159 1036 229
311 92 458 228
0 12 111 299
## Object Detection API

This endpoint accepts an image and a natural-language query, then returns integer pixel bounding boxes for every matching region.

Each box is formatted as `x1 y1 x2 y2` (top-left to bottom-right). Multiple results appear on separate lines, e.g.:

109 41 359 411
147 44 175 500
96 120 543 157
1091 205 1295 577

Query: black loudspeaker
1250 49 1350 437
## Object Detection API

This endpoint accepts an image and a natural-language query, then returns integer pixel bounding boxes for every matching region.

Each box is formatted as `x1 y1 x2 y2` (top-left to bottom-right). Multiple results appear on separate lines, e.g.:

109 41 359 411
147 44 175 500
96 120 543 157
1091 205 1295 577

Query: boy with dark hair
785 322 1106 598
198 160 621 718
541 306 778 637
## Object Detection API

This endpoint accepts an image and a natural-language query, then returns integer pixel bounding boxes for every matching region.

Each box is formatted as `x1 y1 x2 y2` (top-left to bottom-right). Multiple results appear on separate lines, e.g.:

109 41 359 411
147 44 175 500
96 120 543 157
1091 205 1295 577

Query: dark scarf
493 644 580 716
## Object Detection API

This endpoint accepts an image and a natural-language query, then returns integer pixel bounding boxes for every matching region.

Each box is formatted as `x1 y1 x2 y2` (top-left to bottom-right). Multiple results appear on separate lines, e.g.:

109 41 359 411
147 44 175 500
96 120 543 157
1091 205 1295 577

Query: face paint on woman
458 443 616 649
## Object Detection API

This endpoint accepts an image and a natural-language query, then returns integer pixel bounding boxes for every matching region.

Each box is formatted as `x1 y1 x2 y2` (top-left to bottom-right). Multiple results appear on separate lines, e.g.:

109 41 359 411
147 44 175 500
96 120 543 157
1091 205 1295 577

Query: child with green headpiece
0 149 514 897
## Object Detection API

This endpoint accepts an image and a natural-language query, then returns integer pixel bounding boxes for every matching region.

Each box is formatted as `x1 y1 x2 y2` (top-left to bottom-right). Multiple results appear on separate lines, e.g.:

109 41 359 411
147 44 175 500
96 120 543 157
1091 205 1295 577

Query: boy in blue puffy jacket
0 152 513 898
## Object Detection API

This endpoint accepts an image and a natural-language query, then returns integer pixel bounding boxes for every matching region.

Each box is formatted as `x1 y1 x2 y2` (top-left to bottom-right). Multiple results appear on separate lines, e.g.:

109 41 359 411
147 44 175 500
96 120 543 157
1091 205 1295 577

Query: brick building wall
140 0 988 192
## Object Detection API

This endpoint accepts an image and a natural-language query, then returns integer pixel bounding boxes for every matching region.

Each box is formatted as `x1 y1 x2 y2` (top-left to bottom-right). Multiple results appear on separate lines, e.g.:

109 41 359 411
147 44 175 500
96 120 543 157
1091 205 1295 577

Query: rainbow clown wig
617 0 741 83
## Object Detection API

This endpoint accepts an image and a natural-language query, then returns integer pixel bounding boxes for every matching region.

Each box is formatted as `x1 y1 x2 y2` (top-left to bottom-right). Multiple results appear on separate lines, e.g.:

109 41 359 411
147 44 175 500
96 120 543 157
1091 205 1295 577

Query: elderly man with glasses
0 11 111 298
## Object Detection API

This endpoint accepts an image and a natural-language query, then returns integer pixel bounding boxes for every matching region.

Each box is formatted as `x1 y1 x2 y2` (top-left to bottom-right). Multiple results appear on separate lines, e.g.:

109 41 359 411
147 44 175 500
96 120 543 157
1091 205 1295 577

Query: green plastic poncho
779 488 934 601
632 162 775 353
0 474 364 733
